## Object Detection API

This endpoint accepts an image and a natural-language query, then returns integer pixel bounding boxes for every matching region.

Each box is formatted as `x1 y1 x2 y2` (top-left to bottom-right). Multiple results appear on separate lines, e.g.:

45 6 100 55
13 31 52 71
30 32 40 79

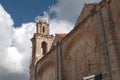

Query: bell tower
30 19 54 80
31 19 54 63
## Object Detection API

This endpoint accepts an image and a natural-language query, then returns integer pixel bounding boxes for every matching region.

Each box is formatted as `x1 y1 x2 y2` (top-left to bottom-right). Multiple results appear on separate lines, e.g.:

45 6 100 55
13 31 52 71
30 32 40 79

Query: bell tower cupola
36 19 49 35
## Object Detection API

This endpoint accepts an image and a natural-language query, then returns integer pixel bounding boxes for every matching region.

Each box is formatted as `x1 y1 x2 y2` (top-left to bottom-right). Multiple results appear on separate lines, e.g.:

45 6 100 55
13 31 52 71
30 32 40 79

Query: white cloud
4 47 23 73
13 23 35 52
0 4 14 49
13 22 36 68
0 4 14 67
51 0 101 23
50 19 73 34
0 4 35 79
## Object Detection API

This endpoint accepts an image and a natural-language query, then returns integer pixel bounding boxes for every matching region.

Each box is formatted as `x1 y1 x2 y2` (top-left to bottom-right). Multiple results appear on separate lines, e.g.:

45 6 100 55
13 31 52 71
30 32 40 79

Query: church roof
56 33 67 37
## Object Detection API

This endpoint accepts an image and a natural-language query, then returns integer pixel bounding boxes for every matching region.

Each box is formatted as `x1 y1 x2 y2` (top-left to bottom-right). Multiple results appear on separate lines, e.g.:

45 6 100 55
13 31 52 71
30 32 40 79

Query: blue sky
0 0 57 27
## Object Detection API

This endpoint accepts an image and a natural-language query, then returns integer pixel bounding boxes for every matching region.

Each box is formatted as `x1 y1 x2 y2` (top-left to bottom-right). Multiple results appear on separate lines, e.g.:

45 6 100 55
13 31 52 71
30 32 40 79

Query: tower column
30 19 54 80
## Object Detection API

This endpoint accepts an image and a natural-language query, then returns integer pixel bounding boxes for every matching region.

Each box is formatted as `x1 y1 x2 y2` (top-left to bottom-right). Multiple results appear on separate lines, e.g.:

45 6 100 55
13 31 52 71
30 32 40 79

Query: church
30 0 120 80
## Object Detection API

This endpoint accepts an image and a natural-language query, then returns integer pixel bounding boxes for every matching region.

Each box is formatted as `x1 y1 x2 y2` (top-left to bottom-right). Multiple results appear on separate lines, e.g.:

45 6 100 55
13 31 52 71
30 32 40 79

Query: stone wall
60 0 120 80
36 47 57 80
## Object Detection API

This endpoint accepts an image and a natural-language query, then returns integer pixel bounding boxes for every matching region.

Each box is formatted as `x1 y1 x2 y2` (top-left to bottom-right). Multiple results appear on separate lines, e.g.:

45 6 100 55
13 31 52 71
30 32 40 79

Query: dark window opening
41 41 47 55
43 26 45 33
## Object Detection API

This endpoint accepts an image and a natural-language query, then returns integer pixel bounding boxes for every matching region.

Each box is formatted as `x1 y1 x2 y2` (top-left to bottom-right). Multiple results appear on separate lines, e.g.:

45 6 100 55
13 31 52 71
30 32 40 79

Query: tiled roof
56 33 67 37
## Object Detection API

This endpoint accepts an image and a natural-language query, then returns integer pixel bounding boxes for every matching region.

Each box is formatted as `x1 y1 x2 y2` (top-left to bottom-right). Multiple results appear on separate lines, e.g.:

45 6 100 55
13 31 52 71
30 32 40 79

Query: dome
39 19 46 23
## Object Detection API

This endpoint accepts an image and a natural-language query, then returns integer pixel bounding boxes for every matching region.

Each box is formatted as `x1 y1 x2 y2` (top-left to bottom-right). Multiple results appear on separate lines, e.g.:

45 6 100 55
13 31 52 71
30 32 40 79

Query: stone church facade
30 0 120 80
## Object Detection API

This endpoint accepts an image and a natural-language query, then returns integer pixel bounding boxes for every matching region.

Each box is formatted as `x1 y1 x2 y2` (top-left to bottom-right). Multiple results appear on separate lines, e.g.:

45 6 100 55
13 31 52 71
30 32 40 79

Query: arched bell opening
41 41 47 55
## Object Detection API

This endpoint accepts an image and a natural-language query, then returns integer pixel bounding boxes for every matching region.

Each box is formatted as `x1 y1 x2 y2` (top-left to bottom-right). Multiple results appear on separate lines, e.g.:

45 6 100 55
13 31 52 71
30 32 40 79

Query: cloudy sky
0 0 101 80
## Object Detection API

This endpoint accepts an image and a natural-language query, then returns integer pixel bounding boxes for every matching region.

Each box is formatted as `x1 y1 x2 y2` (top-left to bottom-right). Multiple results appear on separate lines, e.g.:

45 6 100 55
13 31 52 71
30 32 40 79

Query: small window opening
41 41 47 55
43 26 45 33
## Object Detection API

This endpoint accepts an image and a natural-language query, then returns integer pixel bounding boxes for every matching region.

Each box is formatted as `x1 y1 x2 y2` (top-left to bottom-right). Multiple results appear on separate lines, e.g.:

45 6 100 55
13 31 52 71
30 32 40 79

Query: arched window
43 26 45 33
41 41 47 55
